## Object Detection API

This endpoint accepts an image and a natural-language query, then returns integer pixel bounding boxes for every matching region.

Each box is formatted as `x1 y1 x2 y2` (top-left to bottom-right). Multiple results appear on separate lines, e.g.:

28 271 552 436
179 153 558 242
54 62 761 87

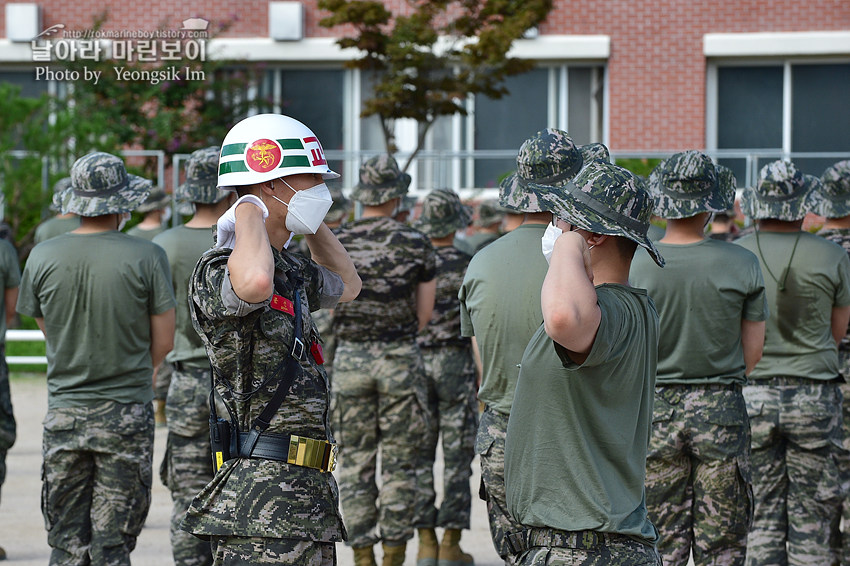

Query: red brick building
2 1 848 189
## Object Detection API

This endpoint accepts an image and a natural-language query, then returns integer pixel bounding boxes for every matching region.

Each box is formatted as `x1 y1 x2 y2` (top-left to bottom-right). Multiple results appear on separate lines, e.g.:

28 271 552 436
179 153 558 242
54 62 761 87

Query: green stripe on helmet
279 155 311 169
221 143 247 157
219 161 249 175
277 139 304 150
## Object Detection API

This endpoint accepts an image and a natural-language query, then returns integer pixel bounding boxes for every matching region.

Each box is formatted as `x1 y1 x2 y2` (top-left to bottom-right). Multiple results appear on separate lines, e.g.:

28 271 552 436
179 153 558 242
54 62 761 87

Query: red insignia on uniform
246 138 282 173
270 294 294 315
311 341 325 365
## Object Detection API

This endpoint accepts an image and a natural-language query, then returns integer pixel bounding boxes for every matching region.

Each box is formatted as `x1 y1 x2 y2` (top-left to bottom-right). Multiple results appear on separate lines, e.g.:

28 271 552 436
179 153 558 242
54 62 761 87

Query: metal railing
6 329 47 366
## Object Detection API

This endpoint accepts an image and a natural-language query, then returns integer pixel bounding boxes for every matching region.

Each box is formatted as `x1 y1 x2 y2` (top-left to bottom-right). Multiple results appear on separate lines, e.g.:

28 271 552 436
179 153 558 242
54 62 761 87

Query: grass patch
8 315 47 376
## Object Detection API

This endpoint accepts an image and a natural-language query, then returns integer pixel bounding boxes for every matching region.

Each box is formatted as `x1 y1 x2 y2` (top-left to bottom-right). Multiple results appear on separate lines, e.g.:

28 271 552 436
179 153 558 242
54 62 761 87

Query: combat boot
417 528 438 566
353 545 376 566
154 399 167 426
382 541 407 566
0 544 6 560
438 529 473 566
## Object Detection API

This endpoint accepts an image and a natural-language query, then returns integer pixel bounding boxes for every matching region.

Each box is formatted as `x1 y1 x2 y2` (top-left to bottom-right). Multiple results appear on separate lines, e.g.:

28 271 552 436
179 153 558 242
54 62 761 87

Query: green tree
0 12 261 255
62 11 259 177
0 82 111 256
318 0 553 168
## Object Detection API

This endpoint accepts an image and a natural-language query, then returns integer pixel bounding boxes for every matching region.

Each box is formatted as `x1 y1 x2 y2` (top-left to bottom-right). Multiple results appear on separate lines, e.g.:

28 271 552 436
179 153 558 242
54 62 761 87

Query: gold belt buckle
325 443 338 473
287 435 337 472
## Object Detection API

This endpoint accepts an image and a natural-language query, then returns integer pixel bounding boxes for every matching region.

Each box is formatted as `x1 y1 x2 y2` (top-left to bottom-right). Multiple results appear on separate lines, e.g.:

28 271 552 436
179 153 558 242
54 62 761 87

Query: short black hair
614 235 638 260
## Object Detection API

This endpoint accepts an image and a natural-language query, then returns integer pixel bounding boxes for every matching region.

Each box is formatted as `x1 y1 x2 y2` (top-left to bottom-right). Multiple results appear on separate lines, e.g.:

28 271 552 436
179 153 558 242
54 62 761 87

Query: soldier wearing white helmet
153 146 235 566
179 115 361 564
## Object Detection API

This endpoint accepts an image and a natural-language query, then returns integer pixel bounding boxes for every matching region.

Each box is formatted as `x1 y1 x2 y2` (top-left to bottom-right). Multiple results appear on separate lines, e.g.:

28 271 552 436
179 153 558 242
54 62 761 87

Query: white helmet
217 114 340 189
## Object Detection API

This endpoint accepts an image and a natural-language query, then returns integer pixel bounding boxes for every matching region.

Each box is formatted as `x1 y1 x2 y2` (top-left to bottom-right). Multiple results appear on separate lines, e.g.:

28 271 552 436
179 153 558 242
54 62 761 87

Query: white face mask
542 221 596 264
274 179 334 235
161 206 172 225
118 212 131 231
541 222 562 264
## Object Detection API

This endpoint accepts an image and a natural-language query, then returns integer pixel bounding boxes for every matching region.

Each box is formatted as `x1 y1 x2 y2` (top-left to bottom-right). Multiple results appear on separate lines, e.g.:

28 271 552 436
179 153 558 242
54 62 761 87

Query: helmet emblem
246 139 282 173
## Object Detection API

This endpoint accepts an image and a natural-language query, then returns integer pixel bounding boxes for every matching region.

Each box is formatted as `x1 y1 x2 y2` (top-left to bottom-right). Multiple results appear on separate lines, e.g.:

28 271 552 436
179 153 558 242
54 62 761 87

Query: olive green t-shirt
34 216 80 244
0 239 21 343
153 225 214 368
458 223 548 415
630 238 768 385
505 284 659 545
17 231 176 408
126 224 167 241
736 230 850 381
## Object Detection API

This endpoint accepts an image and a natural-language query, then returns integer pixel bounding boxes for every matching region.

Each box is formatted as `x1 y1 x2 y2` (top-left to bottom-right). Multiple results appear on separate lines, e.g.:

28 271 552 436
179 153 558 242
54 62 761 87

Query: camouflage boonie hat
325 187 351 224
530 159 664 267
649 150 727 219
176 200 195 216
59 152 148 216
499 129 584 213
395 195 418 217
49 177 72 212
413 189 473 238
350 154 411 206
179 146 230 205
580 143 610 163
812 160 850 218
739 160 815 221
134 182 170 213
714 164 738 217
474 199 506 227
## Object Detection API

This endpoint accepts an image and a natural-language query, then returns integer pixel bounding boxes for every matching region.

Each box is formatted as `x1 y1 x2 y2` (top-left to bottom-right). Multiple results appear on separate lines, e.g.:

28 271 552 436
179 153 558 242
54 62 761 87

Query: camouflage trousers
645 384 752 566
743 379 843 566
510 528 662 566
42 400 154 566
413 344 478 530
333 338 428 547
477 406 522 565
155 359 174 401
836 356 850 566
161 432 215 566
312 309 337 379
0 351 14 504
212 536 336 565
160 364 216 566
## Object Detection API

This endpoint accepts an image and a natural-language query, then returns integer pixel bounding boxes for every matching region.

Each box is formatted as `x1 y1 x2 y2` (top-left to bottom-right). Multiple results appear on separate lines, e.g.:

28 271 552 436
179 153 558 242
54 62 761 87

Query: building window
710 61 850 183
256 68 346 187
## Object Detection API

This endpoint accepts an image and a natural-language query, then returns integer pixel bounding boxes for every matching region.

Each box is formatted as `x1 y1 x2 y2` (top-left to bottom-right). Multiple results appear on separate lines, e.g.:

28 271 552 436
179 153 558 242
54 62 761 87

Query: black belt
657 382 742 391
753 376 843 386
506 527 638 554
235 431 337 472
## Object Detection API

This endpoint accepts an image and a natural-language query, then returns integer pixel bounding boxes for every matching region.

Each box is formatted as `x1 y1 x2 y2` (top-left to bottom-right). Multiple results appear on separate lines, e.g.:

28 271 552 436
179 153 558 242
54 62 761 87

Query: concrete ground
0 375 503 565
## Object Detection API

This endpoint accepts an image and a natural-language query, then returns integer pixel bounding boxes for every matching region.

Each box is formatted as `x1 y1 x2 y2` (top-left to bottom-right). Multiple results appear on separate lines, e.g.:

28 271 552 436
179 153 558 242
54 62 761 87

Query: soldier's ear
259 179 277 196
587 233 607 248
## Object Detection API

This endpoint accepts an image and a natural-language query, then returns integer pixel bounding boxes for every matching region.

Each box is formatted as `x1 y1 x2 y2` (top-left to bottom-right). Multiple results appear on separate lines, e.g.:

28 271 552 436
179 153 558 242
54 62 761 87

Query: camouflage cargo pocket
651 395 676 425
0 384 14 450
815 452 843 505
121 460 153 537
736 453 755 532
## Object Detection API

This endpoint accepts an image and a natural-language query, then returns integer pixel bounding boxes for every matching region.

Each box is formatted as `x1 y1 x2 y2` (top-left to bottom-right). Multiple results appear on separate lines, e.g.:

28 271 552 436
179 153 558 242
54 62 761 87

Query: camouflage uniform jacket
418 245 471 348
820 227 850 358
334 216 437 342
181 245 345 541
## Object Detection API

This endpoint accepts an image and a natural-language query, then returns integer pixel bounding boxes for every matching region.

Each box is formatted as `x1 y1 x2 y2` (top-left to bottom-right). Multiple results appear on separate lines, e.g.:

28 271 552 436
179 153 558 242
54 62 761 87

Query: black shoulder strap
239 278 304 458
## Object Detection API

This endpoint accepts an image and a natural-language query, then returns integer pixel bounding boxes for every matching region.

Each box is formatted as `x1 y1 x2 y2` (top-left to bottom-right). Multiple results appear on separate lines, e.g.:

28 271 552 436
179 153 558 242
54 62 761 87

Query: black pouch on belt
209 390 236 473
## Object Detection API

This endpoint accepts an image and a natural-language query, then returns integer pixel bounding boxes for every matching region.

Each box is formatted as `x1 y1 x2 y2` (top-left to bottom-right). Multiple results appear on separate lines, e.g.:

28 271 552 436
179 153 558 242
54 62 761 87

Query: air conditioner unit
269 2 304 41
6 3 42 42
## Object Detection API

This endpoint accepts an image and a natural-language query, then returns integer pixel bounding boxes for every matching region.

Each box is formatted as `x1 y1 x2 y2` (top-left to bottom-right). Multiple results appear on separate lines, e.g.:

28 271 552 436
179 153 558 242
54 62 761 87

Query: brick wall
3 0 849 151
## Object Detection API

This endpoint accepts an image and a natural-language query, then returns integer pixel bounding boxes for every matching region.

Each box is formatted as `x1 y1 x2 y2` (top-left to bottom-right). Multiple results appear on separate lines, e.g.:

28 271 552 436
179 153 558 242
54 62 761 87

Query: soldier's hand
215 194 269 249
